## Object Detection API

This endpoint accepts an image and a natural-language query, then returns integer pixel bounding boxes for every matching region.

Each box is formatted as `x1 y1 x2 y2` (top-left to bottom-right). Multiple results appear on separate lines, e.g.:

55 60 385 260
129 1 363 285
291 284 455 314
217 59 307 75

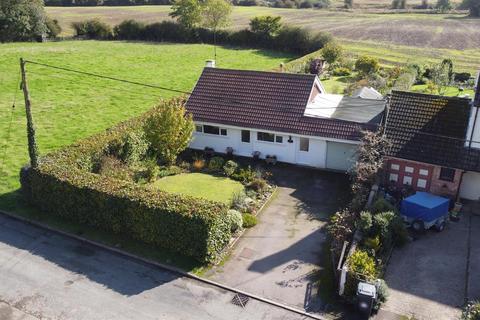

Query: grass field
0 41 293 214
152 173 244 204
46 6 480 72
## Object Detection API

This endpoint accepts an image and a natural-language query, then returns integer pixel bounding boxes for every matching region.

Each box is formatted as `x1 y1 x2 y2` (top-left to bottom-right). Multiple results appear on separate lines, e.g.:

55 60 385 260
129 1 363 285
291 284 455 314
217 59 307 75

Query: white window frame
390 163 400 171
417 178 427 189
419 169 429 176
200 124 228 136
389 173 398 182
405 166 414 174
257 131 283 144
403 176 413 185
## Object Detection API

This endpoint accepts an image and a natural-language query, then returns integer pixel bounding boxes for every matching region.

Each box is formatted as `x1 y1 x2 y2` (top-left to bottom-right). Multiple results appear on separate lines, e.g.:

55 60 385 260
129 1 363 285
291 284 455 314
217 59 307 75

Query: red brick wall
384 157 461 199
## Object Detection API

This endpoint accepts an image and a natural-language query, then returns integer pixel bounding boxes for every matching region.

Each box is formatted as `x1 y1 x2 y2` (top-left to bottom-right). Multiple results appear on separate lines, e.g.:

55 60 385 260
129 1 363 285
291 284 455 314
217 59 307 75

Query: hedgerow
20 113 231 263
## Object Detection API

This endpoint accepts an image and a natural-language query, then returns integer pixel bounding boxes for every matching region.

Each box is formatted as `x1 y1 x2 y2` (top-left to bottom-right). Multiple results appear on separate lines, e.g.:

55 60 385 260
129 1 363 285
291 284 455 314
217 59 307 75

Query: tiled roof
186 68 378 141
385 91 480 171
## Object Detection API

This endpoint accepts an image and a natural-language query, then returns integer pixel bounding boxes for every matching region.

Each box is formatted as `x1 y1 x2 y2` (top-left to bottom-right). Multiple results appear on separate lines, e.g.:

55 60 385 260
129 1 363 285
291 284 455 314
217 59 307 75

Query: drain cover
231 293 250 308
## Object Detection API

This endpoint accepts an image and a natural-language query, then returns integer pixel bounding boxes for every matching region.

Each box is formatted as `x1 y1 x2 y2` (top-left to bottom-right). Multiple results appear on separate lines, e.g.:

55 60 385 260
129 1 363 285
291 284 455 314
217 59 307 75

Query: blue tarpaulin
401 192 450 223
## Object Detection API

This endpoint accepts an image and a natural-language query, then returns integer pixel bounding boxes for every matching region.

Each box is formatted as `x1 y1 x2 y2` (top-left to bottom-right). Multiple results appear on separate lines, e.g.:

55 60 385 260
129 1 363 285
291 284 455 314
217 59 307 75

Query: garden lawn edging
20 112 231 264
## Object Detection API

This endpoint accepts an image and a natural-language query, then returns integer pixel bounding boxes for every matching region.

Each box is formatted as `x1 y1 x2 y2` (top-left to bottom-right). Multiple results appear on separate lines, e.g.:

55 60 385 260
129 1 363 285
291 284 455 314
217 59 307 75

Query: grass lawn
152 173 244 204
0 41 293 214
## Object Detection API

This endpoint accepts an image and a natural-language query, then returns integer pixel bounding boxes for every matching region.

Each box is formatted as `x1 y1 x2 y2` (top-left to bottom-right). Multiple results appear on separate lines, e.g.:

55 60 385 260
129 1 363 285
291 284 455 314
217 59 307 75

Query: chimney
205 60 215 68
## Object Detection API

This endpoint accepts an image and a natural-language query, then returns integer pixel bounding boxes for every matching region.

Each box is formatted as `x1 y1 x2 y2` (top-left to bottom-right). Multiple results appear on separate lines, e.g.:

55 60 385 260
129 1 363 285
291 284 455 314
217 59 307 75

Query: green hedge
20 114 231 263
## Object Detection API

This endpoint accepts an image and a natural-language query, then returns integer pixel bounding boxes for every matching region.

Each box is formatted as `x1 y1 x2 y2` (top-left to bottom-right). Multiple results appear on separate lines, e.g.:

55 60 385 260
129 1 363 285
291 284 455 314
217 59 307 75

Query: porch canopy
401 192 450 223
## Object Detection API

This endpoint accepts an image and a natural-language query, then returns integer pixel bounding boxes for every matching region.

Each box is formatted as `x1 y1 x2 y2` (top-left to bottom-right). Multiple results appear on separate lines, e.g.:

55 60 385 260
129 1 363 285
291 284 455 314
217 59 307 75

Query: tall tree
201 0 232 60
169 0 202 29
0 0 47 42
144 97 194 166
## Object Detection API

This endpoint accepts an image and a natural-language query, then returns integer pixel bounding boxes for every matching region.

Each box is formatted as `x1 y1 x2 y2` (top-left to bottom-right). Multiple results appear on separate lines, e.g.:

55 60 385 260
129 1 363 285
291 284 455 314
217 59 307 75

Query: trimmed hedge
20 113 231 263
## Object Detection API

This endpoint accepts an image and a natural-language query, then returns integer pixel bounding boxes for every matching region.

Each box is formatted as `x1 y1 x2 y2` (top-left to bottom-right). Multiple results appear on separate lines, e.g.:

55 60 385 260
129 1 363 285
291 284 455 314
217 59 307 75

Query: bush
193 159 205 171
242 213 258 228
327 209 356 254
332 67 351 76
227 209 243 232
370 198 396 214
364 236 381 252
462 301 480 320
71 19 113 39
121 130 149 165
247 178 268 192
46 18 62 38
375 279 389 310
0 0 47 42
372 211 396 243
98 155 133 181
347 249 378 280
231 166 256 184
157 165 183 178
208 156 225 171
20 111 231 263
322 41 343 64
144 159 160 182
223 160 238 176
114 19 146 40
231 191 247 211
355 55 380 75
356 211 373 234
455 72 472 82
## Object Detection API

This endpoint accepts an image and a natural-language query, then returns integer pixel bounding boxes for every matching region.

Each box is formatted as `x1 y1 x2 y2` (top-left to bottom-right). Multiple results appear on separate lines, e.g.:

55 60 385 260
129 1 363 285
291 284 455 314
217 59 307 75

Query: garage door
460 171 480 201
326 141 357 172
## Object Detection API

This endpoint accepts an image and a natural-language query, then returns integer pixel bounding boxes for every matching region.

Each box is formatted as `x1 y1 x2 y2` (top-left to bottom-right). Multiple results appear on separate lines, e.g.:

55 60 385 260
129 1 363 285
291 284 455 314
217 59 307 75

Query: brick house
383 90 480 200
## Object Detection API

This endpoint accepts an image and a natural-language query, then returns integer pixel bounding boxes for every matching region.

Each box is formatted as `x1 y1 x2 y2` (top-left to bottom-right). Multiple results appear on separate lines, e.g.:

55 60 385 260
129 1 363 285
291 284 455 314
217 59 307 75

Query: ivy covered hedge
20 115 231 263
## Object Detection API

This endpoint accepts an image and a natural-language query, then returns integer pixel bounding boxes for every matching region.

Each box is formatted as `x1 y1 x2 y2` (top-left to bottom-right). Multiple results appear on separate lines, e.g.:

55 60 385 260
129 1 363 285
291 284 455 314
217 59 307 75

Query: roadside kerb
0 208 325 320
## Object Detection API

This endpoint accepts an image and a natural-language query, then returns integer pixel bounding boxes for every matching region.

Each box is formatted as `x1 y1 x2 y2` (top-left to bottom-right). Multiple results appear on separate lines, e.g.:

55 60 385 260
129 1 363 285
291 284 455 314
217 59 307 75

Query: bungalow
185 64 385 171
383 88 480 201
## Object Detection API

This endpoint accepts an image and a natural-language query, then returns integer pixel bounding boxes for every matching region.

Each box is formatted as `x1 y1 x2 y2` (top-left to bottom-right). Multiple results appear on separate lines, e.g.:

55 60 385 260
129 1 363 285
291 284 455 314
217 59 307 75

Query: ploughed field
0 41 293 213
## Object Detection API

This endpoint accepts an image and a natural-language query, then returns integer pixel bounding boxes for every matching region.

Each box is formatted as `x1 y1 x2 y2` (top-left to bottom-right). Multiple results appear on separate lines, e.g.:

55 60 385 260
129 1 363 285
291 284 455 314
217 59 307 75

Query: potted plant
450 210 461 222
204 147 215 158
265 154 277 165
252 151 261 161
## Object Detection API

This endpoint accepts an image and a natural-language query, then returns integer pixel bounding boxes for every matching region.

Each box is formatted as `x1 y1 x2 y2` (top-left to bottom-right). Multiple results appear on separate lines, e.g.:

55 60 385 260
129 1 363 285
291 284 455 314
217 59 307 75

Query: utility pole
20 58 39 168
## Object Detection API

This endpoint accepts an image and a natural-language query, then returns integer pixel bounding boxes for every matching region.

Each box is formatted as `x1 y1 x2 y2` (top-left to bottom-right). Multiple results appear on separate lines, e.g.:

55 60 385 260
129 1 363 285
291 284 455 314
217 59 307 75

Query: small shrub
462 301 480 320
223 160 238 176
157 165 183 178
374 279 389 310
347 249 378 280
332 67 351 76
372 211 396 243
231 166 256 184
371 198 396 214
227 209 243 232
46 18 62 38
391 215 409 246
364 236 381 252
193 159 205 171
114 19 146 40
356 211 373 234
327 209 356 254
247 178 268 192
355 55 380 75
231 191 247 211
178 161 191 171
242 213 258 228
121 130 149 165
208 156 225 171
144 159 160 182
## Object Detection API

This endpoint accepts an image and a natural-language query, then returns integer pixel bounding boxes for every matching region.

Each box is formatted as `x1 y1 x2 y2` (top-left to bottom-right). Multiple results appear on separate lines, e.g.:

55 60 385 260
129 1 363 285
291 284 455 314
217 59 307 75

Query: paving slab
0 214 313 320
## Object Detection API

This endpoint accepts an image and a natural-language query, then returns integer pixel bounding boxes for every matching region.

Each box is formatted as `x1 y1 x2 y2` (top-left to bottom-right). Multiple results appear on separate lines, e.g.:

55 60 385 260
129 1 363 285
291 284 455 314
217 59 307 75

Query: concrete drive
208 166 349 312
377 212 480 320
0 214 313 320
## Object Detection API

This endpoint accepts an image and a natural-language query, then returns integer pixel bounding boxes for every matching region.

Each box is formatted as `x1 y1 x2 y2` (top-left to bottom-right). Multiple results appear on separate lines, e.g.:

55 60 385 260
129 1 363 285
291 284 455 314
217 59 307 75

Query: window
405 166 414 174
195 125 203 133
390 163 400 171
276 136 283 143
299 138 309 152
203 125 220 135
241 130 250 143
419 169 429 176
389 173 398 182
439 167 455 182
220 129 227 136
403 176 412 185
417 179 427 189
257 132 275 143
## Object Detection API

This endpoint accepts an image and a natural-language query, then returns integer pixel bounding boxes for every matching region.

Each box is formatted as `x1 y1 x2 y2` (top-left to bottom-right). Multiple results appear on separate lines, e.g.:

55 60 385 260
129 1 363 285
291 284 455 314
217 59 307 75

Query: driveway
208 165 350 312
376 208 480 320
0 213 315 320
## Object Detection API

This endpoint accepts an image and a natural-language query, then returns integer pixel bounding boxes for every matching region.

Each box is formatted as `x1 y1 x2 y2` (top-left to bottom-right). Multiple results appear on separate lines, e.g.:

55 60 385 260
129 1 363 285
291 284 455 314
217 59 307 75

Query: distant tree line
44 0 170 5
